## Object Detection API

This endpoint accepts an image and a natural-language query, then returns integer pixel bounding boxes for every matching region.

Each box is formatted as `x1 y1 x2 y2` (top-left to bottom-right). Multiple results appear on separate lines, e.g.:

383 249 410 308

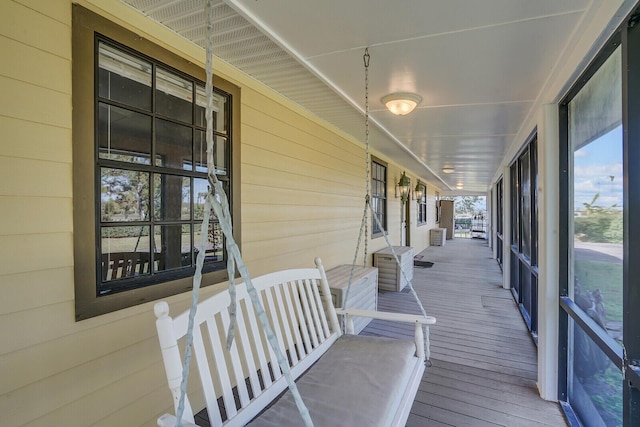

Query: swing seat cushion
247 334 418 427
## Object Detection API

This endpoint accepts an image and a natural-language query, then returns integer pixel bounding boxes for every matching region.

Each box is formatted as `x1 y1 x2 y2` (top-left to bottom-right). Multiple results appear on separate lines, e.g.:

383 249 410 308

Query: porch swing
154 2 435 426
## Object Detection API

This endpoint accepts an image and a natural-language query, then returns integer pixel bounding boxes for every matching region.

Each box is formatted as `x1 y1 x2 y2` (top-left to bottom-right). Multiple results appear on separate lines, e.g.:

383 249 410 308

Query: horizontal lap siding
241 89 366 274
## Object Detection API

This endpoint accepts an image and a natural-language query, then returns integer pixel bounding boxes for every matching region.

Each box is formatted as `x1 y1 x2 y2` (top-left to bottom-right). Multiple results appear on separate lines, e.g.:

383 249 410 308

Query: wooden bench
154 258 436 427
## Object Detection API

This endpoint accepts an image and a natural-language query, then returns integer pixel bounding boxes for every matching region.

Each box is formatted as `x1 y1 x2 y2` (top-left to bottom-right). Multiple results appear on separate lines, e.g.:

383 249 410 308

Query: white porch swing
154 2 435 426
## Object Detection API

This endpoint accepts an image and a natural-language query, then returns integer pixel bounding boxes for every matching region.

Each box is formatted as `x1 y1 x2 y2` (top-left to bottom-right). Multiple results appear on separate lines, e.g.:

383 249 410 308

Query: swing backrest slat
154 265 340 426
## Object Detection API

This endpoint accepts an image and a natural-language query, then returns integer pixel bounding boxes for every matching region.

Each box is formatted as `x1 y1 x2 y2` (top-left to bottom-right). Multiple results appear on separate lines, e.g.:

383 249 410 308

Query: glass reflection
154 224 191 270
570 47 623 338
195 131 227 174
98 103 152 164
194 222 223 263
195 85 227 131
156 68 193 123
569 320 622 427
101 168 149 222
100 226 151 283
98 42 151 111
153 175 190 221
155 119 192 170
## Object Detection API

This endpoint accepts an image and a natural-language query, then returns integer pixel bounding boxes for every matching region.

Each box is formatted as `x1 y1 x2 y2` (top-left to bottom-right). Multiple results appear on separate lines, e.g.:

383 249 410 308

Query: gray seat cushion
248 334 418 427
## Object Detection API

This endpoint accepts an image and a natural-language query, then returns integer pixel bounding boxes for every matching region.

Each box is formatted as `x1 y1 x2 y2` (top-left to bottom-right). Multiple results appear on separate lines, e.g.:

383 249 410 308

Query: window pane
520 150 531 258
98 42 151 111
194 222 223 263
101 168 149 222
194 178 210 220
156 68 193 123
195 85 228 132
100 226 151 283
155 119 192 170
570 47 623 337
98 103 151 164
195 131 227 174
511 163 519 246
569 319 623 427
153 174 190 221
154 224 191 271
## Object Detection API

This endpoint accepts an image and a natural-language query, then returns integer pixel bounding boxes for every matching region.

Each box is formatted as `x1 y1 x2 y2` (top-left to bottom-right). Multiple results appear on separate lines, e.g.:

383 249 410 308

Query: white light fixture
442 167 455 174
381 92 422 115
456 184 464 190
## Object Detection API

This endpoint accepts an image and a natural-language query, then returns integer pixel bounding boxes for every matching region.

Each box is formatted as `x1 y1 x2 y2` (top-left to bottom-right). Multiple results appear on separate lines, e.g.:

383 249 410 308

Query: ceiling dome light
456 184 464 190
381 92 422 115
442 167 455 174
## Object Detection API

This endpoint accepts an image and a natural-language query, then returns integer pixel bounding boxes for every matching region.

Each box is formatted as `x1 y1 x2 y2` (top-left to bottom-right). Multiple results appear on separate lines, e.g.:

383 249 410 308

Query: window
509 136 538 335
435 191 440 223
72 5 240 320
416 183 427 225
496 178 503 268
560 41 625 426
371 158 387 236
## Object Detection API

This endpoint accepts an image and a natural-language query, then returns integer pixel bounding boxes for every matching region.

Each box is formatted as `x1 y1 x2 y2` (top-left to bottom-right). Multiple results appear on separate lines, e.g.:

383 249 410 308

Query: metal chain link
364 48 371 266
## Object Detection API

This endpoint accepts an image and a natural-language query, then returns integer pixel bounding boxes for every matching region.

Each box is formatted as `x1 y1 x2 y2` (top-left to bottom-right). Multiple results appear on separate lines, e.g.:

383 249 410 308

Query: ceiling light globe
382 93 422 116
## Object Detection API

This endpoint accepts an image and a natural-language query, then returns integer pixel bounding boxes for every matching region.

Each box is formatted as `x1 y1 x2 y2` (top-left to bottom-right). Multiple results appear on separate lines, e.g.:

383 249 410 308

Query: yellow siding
0 1 442 425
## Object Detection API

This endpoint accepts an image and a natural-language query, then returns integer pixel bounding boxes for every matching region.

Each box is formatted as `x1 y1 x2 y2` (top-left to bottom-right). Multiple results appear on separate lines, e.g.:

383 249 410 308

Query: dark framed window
435 191 440 223
509 134 538 336
496 178 503 268
416 183 427 225
371 158 387 237
72 5 241 320
558 9 640 424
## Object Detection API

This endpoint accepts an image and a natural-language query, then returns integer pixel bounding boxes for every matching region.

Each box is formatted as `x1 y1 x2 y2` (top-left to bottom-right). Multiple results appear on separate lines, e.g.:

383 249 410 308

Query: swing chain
363 48 371 266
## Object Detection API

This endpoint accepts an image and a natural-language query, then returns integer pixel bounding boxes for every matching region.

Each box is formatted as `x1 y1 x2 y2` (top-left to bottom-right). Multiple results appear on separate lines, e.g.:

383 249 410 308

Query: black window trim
416 182 427 226
72 5 241 320
371 156 388 238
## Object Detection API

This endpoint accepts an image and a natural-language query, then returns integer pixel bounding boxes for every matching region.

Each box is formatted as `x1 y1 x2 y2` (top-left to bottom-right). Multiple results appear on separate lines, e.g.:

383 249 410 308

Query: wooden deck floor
362 237 566 426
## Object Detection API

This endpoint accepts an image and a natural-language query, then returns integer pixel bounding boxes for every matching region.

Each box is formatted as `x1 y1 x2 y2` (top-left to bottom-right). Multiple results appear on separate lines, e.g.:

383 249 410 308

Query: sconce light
381 92 422 115
414 180 424 203
396 171 411 203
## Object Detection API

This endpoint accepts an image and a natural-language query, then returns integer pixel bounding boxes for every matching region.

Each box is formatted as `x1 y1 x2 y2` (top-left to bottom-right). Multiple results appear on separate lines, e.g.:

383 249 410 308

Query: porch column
502 165 511 289
537 103 560 401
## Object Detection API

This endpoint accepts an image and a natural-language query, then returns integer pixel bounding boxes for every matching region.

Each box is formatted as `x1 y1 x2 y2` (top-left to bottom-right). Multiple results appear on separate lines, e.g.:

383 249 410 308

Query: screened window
72 6 240 320
561 44 624 426
371 159 387 236
509 135 539 336
416 183 427 225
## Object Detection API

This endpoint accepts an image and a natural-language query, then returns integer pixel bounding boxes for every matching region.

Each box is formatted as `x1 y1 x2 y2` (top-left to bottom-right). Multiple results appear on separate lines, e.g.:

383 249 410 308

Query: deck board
364 238 566 426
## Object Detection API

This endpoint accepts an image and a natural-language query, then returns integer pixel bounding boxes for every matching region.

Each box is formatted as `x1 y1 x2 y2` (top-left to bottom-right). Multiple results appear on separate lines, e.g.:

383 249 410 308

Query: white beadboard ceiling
122 0 595 192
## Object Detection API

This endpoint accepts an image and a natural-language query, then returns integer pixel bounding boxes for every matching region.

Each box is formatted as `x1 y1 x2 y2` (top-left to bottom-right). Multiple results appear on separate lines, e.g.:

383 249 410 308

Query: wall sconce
381 92 422 115
396 171 411 203
414 180 424 203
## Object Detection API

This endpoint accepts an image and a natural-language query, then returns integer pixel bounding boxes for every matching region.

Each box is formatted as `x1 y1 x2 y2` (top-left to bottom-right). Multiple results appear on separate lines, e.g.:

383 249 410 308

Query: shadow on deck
362 238 566 426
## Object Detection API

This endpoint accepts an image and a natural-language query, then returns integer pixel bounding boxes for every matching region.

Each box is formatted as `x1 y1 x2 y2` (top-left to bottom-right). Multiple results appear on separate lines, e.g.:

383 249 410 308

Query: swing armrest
335 308 435 360
335 308 436 325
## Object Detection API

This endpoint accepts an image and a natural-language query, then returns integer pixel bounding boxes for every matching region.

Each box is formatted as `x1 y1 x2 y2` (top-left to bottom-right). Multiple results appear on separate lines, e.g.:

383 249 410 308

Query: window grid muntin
371 160 387 235
96 37 230 295
417 183 427 225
